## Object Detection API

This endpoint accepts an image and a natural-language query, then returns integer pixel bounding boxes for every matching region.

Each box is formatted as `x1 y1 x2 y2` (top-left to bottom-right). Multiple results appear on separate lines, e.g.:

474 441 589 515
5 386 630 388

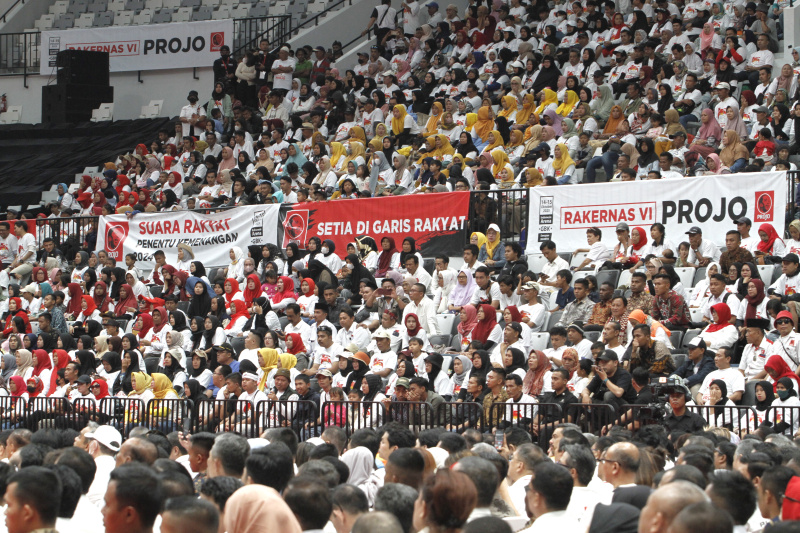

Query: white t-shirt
272 58 297 91
16 233 36 264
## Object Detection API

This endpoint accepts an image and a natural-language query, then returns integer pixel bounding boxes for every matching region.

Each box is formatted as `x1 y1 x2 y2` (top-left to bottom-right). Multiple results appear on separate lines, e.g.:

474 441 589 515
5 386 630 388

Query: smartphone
494 432 504 450
182 418 191 435
376 288 391 296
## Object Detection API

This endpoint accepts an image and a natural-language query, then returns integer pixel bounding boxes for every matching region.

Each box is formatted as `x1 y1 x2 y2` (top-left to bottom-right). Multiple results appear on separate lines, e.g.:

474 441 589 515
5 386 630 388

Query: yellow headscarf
151 373 178 399
423 101 444 136
436 134 455 156
516 94 536 125
556 90 579 117
497 95 518 119
368 136 384 154
552 143 576 176
465 113 478 132
491 148 511 177
524 167 543 187
418 136 438 165
535 88 558 115
484 130 504 152
451 153 466 170
341 141 366 172
471 232 488 250
258 348 279 391
485 225 502 258
129 372 152 396
508 129 523 148
330 142 345 168
524 124 543 144
473 106 494 141
348 126 367 145
390 104 408 135
279 353 297 370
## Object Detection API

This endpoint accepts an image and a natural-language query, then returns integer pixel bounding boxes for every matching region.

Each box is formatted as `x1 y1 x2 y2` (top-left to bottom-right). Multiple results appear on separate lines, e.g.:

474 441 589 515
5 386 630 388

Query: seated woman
699 303 739 350
477 224 505 271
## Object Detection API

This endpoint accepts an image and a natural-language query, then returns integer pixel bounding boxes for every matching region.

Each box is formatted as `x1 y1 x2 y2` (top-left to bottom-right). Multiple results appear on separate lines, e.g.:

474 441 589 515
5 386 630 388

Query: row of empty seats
36 0 327 29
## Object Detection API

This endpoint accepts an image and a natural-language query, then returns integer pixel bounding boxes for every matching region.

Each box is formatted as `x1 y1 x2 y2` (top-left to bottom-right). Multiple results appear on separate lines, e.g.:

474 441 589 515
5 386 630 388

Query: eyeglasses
90 384 101 389
598 455 618 465
776 319 792 325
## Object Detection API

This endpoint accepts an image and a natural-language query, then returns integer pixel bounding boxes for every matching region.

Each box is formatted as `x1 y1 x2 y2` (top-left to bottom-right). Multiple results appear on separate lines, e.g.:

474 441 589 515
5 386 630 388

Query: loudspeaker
41 84 114 123
55 50 109 86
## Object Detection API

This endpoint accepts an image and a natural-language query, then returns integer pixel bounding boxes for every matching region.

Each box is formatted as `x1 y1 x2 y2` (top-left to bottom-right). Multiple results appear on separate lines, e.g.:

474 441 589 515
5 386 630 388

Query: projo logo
105 221 129 259
282 210 308 248
754 191 774 222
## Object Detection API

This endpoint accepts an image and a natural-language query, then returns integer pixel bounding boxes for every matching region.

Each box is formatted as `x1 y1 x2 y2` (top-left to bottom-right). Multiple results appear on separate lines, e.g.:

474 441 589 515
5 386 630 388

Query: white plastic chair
90 103 114 122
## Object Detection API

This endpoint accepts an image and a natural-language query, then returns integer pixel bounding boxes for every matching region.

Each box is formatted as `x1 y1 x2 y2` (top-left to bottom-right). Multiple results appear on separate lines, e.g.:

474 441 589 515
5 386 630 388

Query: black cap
784 253 800 264
735 216 752 226
77 375 92 384
745 318 771 330
597 350 618 362
507 321 523 334
214 343 233 352
685 226 702 235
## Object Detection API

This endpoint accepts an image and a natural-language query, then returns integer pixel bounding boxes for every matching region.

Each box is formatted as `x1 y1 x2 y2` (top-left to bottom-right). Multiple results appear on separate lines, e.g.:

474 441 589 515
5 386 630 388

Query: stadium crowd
3 0 800 530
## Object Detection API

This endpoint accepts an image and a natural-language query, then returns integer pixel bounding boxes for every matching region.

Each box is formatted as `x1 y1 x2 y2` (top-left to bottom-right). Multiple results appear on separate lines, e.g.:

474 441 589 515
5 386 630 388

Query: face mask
27 386 35 393
778 389 791 400
321 246 330 254
346 263 354 270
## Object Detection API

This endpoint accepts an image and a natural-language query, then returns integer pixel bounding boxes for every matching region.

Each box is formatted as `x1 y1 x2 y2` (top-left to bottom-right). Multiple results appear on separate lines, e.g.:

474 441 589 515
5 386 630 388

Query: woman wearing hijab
765 355 800 393
344 351 370 393
772 377 800 435
719 129 750 172
30 349 53 396
448 355 473 397
703 379 740 431
750 380 776 428
755 223 786 262
473 303 501 350
522 350 551 397
552 143 576 184
270 276 296 312
224 485 302 533
686 108 723 163
741 278 768 322
591 85 615 123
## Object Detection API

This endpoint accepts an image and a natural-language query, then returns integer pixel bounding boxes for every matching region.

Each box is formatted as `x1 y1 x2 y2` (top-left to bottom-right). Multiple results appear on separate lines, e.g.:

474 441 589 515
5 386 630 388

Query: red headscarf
506 305 523 323
31 267 48 285
162 265 179 296
66 284 83 316
405 313 422 336
81 295 98 317
765 355 800 392
457 304 479 338
705 302 732 333
243 274 263 307
91 191 107 215
50 350 70 395
26 377 44 398
32 349 52 377
757 223 784 254
522 350 550 396
473 304 498 344
226 300 250 330
168 171 182 187
91 378 110 399
286 332 306 355
114 283 138 316
224 278 241 306
175 271 190 301
8 376 26 397
134 312 154 338
135 144 149 156
745 279 766 320
271 276 296 304
151 306 169 334
300 278 316 297
377 237 399 276
93 281 110 313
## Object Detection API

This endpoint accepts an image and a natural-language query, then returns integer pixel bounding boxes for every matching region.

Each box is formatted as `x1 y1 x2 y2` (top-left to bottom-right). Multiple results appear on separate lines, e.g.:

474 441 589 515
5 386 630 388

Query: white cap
85 425 123 452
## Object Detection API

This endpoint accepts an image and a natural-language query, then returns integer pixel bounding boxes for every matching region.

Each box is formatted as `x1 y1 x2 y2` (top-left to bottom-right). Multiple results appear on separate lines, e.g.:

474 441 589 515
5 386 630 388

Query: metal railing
467 189 529 248
34 215 97 251
232 15 293 58
1 0 27 23
0 31 39 82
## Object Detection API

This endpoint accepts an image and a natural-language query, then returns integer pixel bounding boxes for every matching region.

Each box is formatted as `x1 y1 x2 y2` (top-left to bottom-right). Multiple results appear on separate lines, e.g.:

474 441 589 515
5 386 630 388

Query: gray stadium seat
54 14 75 28
193 5 213 19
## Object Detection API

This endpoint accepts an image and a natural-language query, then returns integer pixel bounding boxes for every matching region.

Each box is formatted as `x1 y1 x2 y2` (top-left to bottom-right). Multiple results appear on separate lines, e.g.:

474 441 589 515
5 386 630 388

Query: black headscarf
101 351 121 373
190 316 205 350
191 261 207 278
114 349 141 395
184 378 207 401
59 332 77 352
505 348 526 375
122 333 140 351
345 356 370 393
203 315 220 347
75 350 96 377
425 353 443 391
171 312 188 332
755 380 775 411
187 279 212 322
399 237 417 266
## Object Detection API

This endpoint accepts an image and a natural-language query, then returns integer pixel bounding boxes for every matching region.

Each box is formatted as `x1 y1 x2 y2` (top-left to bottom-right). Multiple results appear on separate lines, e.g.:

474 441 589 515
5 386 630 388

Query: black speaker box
55 49 110 86
41 84 114 123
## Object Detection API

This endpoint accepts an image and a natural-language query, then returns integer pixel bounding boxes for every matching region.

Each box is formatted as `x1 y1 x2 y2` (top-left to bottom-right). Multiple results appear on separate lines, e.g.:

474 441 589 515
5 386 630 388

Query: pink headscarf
700 23 715 51
698 108 723 142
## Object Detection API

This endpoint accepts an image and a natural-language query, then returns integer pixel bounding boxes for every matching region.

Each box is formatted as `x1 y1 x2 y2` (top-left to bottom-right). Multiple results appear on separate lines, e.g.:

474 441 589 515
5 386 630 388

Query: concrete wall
0 0 53 33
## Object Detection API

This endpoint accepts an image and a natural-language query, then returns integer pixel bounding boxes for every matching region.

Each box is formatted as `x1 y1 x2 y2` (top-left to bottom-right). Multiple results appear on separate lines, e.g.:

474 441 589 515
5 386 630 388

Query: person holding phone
580 350 636 413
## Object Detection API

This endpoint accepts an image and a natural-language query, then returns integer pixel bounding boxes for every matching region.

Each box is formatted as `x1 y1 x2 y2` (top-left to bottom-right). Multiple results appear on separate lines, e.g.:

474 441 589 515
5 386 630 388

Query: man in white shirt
770 310 800 371
506 443 542 516
401 0 420 35
519 462 581 533
561 444 612 525
336 308 372 352
469 266 501 309
179 90 206 138
270 46 296 92
403 283 439 335
572 227 611 271
462 244 486 274
424 1 442 25
744 34 774 86
203 131 223 159
84 425 123 508
0 222 18 270
713 83 738 129
10 221 36 285
735 217 760 251
368 310 407 353
519 282 547 332
404 256 432 291
685 226 721 267
307 326 344 376
739 318 774 382
696 346 745 404
369 331 398 377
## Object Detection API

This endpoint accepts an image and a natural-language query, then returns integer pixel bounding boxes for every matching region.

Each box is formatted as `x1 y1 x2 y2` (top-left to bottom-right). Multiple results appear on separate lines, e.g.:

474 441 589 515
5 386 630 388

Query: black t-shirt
664 410 706 433
634 389 656 404
587 367 637 402
540 389 580 422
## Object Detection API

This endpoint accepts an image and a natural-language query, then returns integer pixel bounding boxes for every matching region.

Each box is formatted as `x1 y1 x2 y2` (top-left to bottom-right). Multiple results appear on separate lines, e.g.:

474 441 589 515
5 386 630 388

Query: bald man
599 442 652 509
638 481 709 533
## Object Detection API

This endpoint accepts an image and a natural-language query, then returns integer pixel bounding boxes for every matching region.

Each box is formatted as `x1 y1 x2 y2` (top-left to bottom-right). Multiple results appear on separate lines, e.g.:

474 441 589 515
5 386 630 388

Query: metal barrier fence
765 405 800 436
687 405 760 434
232 16 293 58
35 215 97 252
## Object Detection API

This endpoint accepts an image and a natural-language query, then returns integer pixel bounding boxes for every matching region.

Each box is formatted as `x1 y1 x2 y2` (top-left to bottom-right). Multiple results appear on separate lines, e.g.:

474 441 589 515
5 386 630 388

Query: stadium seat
231 4 250 17
67 0 89 15
147 0 164 8
691 267 707 287
672 353 686 368
173 6 192 21
569 252 587 269
530 333 549 351
668 330 683 350
230 336 246 356
201 0 220 6
162 0 181 7
124 0 144 10
616 269 633 288
429 335 451 348
50 1 70 15
436 315 456 337
680 329 701 350
54 14 75 29
152 9 172 22
212 6 230 18
570 270 589 287
249 3 268 16
595 270 620 289
35 14 56 29
131 8 150 23
75 13 97 28
193 5 213 19
90 103 114 122
108 0 125 11
0 106 22 124
673 267 695 289
97 11 115 25
689 307 705 323
585 331 601 342
116 9 134 23
181 0 201 6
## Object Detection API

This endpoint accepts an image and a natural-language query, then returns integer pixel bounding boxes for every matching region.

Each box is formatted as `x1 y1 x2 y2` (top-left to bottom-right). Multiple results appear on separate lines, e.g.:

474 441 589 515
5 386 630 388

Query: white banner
96 205 281 271
526 172 789 252
41 19 234 74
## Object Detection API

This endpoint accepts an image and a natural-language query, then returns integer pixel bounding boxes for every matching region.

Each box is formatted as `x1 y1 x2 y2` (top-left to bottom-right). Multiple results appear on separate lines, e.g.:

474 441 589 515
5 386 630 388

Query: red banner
280 192 470 256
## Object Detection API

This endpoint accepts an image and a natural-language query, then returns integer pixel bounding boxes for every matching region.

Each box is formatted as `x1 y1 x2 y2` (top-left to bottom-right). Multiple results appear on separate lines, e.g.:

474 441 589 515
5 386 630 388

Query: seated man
581 349 637 413
695 347 745 405
572 227 612 272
